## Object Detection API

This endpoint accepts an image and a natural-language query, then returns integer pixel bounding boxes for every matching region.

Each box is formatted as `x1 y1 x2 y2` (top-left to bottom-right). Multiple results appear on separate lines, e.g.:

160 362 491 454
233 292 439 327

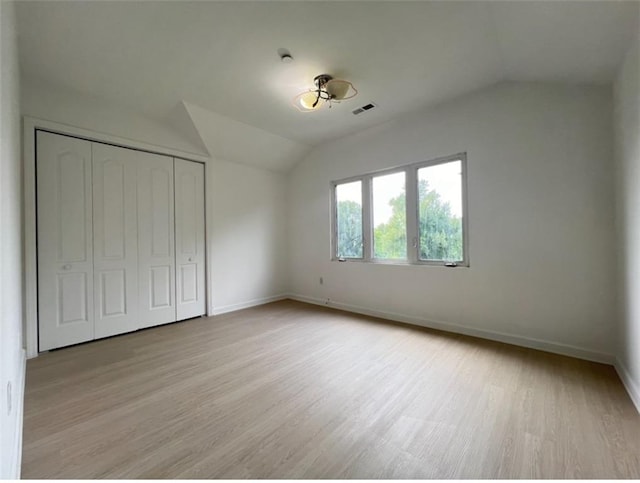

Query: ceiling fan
293 74 358 112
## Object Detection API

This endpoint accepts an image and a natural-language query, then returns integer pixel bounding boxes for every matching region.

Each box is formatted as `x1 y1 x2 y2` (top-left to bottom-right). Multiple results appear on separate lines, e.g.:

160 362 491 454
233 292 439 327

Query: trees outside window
335 180 363 259
418 161 463 262
332 154 467 266
372 172 406 260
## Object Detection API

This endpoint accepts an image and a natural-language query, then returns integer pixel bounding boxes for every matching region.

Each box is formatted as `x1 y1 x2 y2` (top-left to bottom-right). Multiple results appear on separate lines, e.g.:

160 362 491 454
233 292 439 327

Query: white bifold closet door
137 153 176 329
37 131 206 351
92 143 140 339
37 132 95 351
175 159 206 320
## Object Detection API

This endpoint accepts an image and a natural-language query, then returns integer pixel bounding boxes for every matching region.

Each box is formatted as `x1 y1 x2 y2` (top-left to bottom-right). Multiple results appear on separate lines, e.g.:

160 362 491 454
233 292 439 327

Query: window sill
332 258 469 268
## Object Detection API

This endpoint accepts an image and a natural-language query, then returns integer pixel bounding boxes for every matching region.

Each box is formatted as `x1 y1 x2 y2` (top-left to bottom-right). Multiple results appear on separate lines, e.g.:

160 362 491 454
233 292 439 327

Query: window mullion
461 156 469 266
362 175 372 261
405 167 419 263
331 182 338 259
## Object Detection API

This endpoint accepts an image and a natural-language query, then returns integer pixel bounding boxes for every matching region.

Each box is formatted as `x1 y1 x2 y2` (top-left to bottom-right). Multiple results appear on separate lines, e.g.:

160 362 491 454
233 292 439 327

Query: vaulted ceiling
15 1 639 171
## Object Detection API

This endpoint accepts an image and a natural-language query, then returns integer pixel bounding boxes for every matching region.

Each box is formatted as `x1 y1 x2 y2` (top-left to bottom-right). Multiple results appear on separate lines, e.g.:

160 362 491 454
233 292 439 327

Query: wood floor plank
22 300 640 479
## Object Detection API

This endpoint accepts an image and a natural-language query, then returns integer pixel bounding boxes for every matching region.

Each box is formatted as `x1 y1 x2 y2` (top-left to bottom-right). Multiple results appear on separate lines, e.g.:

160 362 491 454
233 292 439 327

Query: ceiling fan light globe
325 79 357 100
294 91 324 112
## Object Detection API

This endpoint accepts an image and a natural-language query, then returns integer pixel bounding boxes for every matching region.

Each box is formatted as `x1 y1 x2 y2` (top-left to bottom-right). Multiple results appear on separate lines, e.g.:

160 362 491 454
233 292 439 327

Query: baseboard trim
211 294 289 316
288 293 614 365
8 348 26 479
615 358 640 415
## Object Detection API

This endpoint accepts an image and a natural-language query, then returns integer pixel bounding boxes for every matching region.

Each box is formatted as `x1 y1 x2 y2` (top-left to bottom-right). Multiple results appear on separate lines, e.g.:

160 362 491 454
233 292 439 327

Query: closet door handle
188 257 193 262
62 264 72 270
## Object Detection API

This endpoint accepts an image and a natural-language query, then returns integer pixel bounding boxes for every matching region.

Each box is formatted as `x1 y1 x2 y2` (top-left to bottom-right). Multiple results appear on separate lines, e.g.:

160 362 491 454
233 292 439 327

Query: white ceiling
15 1 639 165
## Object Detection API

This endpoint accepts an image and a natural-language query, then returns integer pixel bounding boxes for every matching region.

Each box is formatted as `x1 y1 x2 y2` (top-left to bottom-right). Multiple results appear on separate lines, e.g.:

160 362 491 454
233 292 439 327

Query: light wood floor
22 300 640 479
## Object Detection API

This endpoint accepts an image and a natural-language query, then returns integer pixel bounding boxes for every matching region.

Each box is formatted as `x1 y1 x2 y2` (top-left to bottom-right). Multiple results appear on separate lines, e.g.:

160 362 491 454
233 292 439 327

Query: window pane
373 172 406 259
418 160 463 261
335 181 363 258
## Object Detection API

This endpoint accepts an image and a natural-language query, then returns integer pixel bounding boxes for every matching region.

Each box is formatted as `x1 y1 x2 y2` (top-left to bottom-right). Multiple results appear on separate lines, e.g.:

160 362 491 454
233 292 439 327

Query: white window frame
370 167 409 263
331 152 469 267
331 176 367 260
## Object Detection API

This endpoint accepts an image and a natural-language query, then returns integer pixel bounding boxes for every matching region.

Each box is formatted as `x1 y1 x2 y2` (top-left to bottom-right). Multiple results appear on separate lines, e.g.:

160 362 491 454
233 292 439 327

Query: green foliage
372 180 462 260
417 180 462 261
336 180 462 261
373 192 406 259
336 200 363 258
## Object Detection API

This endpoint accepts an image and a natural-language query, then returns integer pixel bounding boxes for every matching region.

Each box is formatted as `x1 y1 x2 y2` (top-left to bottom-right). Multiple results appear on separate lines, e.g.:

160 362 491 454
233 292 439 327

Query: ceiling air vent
352 103 377 115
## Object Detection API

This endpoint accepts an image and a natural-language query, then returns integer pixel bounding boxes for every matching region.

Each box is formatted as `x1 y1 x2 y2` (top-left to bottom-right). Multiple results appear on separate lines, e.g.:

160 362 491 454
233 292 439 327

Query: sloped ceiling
183 101 311 172
15 1 639 171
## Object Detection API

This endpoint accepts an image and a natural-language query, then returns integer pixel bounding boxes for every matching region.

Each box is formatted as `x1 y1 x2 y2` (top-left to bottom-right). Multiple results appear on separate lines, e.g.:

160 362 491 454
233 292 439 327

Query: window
418 160 463 262
372 171 406 260
335 180 363 259
332 153 468 266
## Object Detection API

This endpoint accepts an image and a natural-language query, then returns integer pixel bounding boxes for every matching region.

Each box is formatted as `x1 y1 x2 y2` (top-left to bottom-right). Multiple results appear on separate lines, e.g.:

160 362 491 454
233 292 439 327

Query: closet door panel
137 153 176 328
175 159 206 320
92 143 139 339
37 132 94 350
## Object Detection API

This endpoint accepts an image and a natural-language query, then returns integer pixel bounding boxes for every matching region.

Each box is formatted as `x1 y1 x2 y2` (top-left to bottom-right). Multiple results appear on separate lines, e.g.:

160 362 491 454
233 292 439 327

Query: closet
36 131 206 351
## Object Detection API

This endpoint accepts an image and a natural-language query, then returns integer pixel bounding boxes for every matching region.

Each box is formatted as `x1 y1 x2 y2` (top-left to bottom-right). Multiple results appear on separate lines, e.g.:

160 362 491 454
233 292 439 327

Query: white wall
289 82 616 361
614 27 640 410
209 158 289 313
21 77 208 158
0 0 25 478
